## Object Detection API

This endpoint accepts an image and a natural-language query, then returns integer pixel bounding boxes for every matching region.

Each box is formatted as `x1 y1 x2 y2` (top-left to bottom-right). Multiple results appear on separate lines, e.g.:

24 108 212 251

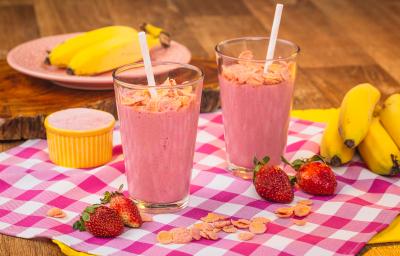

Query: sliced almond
275 212 293 218
190 227 201 240
275 207 294 215
222 225 237 233
298 200 313 206
171 228 192 244
292 219 307 226
213 220 231 228
232 219 251 229
238 232 255 241
200 230 219 240
249 222 267 234
157 230 173 244
251 217 270 224
294 204 311 217
47 207 66 218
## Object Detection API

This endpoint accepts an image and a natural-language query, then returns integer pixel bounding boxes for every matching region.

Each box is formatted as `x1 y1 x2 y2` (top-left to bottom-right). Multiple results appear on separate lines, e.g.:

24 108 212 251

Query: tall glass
215 37 299 178
113 62 204 213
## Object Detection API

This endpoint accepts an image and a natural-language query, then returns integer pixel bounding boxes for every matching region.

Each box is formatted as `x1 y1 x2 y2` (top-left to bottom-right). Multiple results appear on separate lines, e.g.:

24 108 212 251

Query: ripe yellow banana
380 94 400 148
358 117 400 176
67 33 160 76
338 83 381 148
320 109 355 166
47 26 136 68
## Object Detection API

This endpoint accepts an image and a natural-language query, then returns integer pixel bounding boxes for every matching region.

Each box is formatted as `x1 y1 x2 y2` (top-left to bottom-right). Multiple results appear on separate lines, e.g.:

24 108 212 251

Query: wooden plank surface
0 0 399 255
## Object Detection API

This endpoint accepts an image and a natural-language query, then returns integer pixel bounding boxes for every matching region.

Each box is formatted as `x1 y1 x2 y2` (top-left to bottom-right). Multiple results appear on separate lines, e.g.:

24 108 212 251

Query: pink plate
6 33 192 90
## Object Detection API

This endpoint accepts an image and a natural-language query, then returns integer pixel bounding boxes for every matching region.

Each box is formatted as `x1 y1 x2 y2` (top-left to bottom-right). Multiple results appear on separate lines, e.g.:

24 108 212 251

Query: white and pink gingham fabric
0 112 399 256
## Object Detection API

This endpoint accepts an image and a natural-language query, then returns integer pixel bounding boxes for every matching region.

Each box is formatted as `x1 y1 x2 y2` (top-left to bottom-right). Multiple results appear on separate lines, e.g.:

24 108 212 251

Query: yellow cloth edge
52 239 94 256
52 108 400 255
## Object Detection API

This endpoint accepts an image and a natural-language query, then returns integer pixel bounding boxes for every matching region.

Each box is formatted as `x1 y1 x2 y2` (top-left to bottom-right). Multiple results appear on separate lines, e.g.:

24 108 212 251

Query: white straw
138 31 157 98
263 3 284 74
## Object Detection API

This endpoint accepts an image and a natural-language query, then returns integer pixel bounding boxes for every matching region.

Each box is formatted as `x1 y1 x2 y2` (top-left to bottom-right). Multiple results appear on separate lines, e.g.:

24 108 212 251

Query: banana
358 117 400 176
320 109 355 166
67 32 161 76
380 94 400 148
47 26 136 68
338 83 381 148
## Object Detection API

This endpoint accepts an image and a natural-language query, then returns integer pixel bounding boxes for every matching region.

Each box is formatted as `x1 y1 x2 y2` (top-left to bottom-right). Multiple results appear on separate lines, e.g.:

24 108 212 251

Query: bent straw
263 3 284 74
138 31 157 98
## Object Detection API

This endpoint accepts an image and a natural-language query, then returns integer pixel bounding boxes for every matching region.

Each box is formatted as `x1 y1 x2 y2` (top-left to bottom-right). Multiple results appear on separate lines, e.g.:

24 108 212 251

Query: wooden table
1 0 399 255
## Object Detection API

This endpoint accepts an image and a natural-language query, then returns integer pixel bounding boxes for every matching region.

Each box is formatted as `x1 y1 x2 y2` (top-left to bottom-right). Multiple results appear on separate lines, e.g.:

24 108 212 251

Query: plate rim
6 33 192 85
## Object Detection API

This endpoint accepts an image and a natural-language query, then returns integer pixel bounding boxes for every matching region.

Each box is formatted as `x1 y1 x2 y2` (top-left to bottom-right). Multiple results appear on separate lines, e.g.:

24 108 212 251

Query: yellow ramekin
44 110 115 169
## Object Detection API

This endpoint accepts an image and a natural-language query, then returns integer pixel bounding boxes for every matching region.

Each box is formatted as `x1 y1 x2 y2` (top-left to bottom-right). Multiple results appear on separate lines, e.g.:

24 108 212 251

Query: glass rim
112 61 204 89
215 36 300 62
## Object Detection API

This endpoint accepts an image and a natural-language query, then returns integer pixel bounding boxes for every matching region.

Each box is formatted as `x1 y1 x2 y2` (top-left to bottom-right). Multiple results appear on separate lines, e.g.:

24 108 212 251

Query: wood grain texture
0 0 399 255
0 60 117 140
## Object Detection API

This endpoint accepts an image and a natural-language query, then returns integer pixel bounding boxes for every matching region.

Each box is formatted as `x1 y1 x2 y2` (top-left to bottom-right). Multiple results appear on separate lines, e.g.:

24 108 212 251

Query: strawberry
283 155 337 196
253 156 294 203
73 204 124 237
101 185 142 228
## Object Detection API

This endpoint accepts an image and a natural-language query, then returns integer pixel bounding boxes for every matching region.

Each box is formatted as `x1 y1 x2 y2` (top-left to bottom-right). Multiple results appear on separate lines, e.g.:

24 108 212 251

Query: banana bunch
46 23 170 76
320 83 400 176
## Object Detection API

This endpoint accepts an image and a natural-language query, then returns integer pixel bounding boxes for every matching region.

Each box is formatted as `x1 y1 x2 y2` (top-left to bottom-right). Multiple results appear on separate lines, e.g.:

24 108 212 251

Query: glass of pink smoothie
113 62 203 213
215 37 299 178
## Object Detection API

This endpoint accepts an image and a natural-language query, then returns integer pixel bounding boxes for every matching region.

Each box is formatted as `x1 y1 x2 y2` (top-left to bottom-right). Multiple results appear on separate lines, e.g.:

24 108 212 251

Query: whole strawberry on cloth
283 155 337 196
253 156 294 203
73 204 124 237
101 185 143 228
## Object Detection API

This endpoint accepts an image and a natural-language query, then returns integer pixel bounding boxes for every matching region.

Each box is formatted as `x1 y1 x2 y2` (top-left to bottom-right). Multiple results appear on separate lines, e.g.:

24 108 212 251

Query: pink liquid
117 101 199 203
219 74 294 168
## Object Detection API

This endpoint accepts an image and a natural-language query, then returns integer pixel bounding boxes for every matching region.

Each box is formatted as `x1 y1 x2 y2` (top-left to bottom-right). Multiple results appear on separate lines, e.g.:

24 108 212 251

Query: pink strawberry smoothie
219 51 295 169
46 108 115 131
116 82 201 204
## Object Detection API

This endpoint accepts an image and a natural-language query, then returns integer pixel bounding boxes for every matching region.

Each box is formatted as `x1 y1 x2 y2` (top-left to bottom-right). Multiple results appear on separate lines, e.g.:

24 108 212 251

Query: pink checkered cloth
0 112 399 256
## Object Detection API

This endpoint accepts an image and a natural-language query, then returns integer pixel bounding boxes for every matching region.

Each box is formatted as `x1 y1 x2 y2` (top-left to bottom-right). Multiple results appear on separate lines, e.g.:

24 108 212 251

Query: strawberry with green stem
282 155 337 196
73 204 124 237
101 185 142 228
253 156 294 203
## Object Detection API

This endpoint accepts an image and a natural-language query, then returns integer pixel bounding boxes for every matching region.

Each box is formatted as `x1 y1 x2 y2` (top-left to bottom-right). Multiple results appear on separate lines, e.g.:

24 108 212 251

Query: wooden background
0 0 399 255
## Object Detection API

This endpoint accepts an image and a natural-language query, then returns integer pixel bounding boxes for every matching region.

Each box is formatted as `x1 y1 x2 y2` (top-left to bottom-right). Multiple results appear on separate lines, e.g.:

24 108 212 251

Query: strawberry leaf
289 175 297 186
86 206 95 213
82 212 90 222
262 156 270 164
72 219 86 231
